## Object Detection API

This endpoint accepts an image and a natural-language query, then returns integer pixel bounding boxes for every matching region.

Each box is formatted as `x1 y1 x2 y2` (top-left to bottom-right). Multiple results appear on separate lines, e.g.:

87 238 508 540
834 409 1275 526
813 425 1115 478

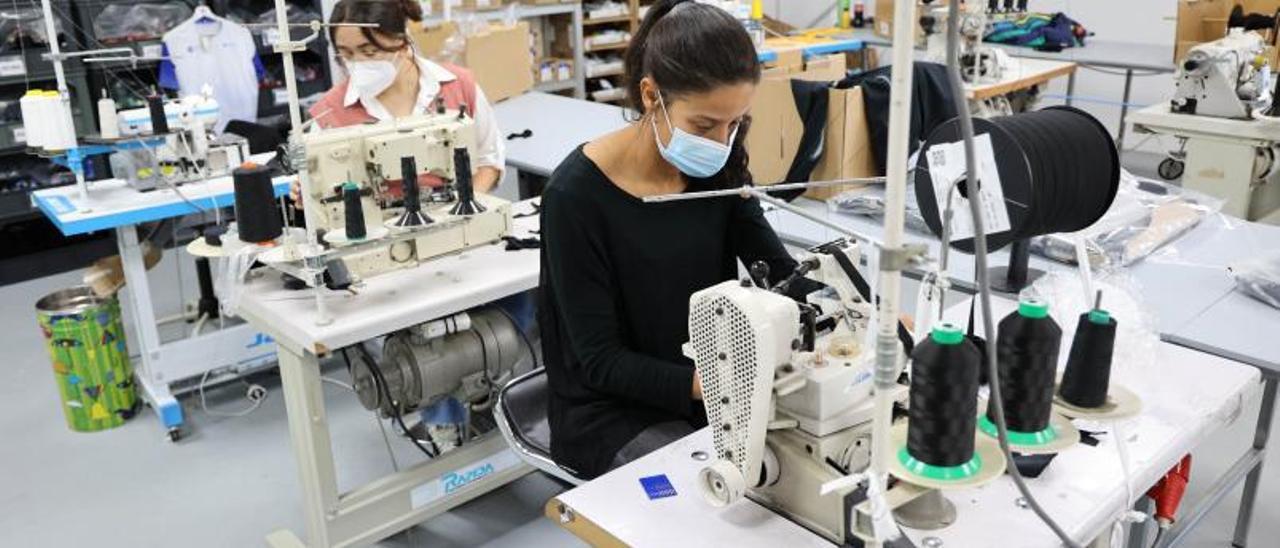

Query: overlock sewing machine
687 240 909 543
1171 28 1275 120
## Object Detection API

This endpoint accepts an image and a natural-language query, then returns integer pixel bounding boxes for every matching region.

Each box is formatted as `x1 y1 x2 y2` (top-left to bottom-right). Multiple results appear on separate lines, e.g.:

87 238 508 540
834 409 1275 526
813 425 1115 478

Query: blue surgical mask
651 94 738 179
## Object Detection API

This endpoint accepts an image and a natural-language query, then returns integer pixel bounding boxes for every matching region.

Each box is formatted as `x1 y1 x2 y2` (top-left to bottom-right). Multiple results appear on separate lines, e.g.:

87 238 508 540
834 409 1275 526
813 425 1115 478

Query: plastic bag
93 3 192 44
1023 271 1160 376
1229 251 1280 309
1028 170 1224 270
0 6 66 50
827 183 933 235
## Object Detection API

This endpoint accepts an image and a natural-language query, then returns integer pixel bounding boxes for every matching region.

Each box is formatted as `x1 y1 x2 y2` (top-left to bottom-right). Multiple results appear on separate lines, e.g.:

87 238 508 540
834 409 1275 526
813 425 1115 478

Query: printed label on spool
0 56 26 77
926 133 1012 241
142 43 164 59
13 127 25 143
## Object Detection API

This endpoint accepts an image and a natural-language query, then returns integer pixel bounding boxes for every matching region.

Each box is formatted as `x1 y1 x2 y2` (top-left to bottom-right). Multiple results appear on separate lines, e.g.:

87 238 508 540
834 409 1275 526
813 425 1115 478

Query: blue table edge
33 179 293 236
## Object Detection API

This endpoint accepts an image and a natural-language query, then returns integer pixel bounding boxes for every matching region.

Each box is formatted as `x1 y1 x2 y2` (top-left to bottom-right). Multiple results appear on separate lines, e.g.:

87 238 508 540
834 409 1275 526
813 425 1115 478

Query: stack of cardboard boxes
410 20 536 102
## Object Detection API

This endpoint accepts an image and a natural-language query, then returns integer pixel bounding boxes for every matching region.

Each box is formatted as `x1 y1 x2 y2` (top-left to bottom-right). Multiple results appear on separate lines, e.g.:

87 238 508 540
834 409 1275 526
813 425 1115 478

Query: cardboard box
410 21 535 103
1176 0 1280 66
747 54 875 199
875 0 948 42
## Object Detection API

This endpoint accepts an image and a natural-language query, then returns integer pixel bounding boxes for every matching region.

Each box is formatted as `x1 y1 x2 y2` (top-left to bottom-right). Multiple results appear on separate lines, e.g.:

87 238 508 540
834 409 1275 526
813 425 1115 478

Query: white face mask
348 51 401 98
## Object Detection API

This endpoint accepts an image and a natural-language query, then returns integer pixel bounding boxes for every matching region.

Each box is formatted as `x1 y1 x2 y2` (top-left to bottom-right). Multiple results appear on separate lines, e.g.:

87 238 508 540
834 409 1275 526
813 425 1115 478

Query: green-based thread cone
931 323 964 345
1088 309 1112 324
978 416 1059 446
897 447 983 481
1018 298 1050 319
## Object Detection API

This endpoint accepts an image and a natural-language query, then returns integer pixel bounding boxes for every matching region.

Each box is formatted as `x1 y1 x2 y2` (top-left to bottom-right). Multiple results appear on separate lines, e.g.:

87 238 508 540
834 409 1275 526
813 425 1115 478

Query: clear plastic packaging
93 3 192 44
0 6 65 50
1229 251 1280 309
827 183 933 234
1028 170 1224 270
1023 271 1160 376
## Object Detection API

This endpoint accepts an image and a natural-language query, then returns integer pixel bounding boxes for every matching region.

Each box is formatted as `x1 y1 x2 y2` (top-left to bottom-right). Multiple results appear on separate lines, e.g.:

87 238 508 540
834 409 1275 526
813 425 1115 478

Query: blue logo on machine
639 474 678 500
443 462 496 494
246 333 275 349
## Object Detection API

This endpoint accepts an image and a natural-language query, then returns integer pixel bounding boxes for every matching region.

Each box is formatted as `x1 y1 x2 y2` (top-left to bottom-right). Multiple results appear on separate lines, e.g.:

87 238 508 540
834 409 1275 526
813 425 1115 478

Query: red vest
308 62 479 190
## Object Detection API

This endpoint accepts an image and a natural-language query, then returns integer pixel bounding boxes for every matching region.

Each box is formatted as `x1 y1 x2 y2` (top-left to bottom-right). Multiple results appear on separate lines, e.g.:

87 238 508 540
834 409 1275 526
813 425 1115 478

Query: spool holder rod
988 238 1045 294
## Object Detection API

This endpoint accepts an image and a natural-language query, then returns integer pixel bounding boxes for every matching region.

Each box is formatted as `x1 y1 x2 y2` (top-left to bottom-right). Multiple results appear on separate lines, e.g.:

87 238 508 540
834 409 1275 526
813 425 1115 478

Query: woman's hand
289 181 303 209
692 371 703 401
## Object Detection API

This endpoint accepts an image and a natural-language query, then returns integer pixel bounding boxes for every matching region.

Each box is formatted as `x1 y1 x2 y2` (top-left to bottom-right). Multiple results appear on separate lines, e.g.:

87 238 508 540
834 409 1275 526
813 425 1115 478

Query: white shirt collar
343 56 458 121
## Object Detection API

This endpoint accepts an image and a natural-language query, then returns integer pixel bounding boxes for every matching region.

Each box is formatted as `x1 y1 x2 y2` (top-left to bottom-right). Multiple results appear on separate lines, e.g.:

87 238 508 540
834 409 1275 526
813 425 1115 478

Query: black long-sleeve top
539 146 804 478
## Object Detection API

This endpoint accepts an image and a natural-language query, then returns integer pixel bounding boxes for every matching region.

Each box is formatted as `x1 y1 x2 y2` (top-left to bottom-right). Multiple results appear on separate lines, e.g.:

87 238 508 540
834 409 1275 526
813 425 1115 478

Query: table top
968 58 1077 100
494 92 629 177
1128 104 1280 143
31 153 291 236
234 201 541 355
766 194 1280 363
993 39 1175 73
552 310 1261 546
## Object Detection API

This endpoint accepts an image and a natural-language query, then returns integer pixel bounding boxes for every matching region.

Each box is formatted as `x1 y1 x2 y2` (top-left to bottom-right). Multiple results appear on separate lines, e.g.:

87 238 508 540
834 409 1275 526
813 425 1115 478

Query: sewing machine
923 3 1005 85
109 94 250 191
1171 28 1274 120
686 240 905 543
289 110 512 281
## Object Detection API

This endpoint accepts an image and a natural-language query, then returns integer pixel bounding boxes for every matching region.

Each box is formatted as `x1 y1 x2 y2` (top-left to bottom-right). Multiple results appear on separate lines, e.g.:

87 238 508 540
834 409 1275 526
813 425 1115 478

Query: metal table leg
1066 70 1077 107
1232 374 1277 547
117 225 184 437
274 344 340 547
1117 69 1134 159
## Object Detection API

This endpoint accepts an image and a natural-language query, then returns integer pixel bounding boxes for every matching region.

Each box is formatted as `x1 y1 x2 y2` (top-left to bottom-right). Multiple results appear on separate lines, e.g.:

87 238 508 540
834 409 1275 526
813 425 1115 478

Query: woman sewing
539 0 815 479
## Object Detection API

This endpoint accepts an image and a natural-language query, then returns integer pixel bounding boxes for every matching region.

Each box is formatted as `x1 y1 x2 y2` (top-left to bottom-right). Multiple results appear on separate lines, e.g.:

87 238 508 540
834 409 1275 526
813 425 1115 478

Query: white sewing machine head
111 94 250 190
1172 28 1274 119
285 109 511 280
923 3 1005 85
685 240 897 543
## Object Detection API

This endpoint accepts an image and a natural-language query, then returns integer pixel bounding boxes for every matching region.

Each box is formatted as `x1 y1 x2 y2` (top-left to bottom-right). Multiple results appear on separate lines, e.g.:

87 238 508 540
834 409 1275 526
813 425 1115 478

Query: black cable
344 346 438 459
492 305 540 373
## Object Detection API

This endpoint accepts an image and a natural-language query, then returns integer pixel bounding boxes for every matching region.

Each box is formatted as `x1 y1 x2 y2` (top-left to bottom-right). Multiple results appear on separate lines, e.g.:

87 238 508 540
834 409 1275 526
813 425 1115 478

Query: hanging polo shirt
162 18 259 133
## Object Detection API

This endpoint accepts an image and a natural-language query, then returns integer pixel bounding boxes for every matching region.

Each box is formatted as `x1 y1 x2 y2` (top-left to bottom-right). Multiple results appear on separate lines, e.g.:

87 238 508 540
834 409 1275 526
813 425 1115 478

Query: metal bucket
36 287 137 432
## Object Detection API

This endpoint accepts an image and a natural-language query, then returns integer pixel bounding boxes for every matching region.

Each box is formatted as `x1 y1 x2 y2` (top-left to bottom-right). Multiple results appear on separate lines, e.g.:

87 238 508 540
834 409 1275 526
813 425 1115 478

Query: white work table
495 92 629 178
29 163 292 439
550 325 1262 546
236 203 542 548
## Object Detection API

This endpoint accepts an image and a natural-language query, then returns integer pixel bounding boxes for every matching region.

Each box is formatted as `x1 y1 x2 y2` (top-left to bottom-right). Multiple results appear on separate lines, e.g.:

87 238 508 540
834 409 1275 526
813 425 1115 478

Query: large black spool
987 300 1062 433
914 106 1120 292
232 163 282 244
1059 310 1118 408
908 324 983 467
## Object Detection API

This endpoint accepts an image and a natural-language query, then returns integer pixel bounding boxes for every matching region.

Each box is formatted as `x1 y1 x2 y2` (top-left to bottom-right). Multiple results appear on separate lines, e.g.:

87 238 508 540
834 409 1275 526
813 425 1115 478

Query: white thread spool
19 90 45 148
97 90 120 139
42 90 78 151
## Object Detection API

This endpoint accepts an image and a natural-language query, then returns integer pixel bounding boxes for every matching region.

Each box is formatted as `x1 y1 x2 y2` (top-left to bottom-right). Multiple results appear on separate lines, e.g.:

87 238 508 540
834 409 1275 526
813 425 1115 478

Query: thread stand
1054 379 1143 421
892 489 957 530
988 238 1045 294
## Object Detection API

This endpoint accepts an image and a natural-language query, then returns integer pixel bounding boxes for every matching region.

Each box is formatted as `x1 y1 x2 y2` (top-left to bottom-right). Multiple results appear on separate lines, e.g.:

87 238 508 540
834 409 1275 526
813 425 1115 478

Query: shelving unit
422 2 585 99
579 0 658 103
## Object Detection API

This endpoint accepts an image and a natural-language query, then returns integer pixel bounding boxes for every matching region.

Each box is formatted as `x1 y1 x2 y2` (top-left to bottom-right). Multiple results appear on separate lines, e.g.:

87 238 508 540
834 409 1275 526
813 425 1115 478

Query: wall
766 1 1185 155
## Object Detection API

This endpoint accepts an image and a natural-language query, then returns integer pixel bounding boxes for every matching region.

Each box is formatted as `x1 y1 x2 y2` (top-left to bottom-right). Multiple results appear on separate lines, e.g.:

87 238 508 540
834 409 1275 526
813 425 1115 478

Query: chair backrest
493 368 585 485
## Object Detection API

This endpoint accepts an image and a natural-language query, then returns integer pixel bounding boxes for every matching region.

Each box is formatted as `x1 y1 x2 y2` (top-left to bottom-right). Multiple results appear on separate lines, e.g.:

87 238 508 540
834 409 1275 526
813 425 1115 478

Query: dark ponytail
624 0 762 189
329 0 424 51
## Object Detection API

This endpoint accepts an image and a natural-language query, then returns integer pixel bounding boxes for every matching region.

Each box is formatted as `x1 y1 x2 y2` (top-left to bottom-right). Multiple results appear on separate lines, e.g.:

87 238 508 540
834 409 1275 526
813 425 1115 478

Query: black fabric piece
225 120 285 154
539 146 806 479
834 63 957 175
817 242 915 356
1079 429 1104 447
779 78 835 200
503 236 541 250
1011 452 1058 478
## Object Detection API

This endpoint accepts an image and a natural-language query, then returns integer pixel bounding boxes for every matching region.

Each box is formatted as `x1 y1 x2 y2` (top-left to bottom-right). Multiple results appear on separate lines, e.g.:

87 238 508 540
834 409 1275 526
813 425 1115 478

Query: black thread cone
450 148 485 216
1059 311 1117 408
396 156 432 227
